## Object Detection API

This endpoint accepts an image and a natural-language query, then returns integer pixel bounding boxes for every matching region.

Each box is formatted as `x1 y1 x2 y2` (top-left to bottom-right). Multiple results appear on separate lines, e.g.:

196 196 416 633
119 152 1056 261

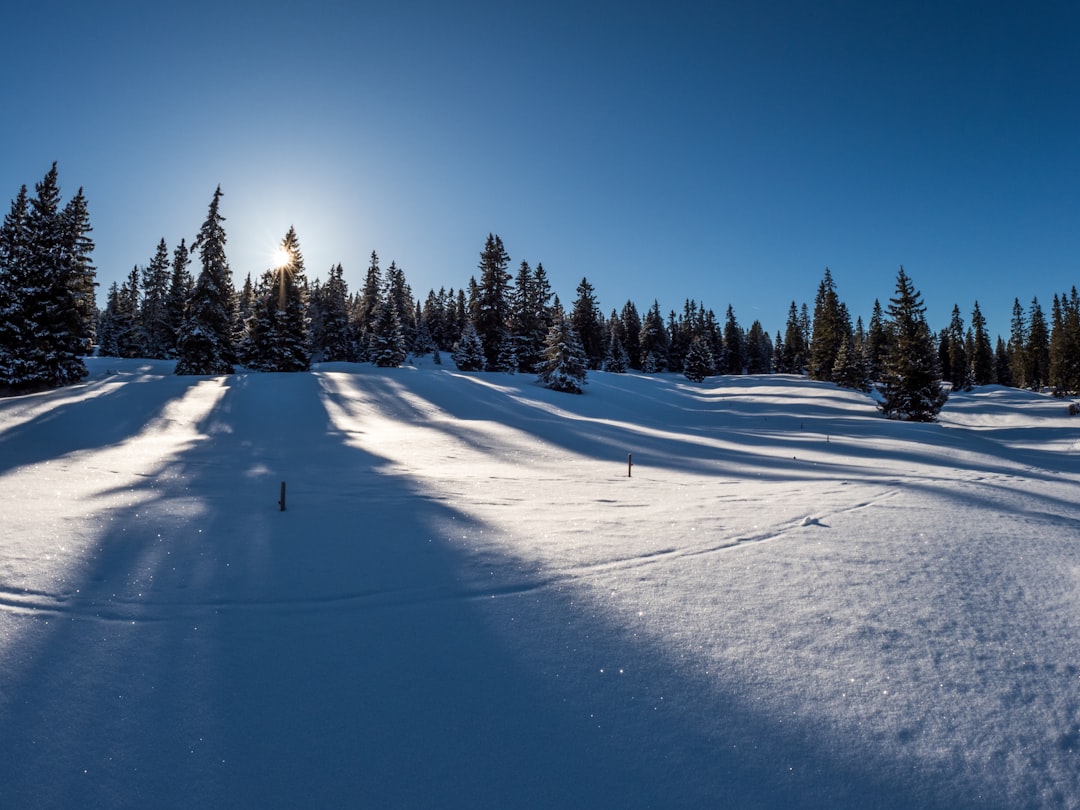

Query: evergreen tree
318 263 352 362
475 233 512 370
832 330 869 391
453 321 485 371
603 316 630 373
353 251 383 360
175 186 235 375
20 164 89 388
720 304 745 374
538 315 588 394
509 260 551 373
745 320 772 374
0 185 32 386
141 238 172 358
164 239 192 357
115 266 146 357
246 226 311 372
877 267 947 421
1007 298 1027 388
384 260 416 351
370 298 407 368
994 336 1013 387
1025 297 1050 390
570 277 605 370
683 335 715 382
95 282 122 358
620 300 642 370
1049 288 1080 395
777 301 806 374
969 301 995 385
945 304 968 390
865 299 889 381
61 186 97 352
809 268 845 381
638 300 667 371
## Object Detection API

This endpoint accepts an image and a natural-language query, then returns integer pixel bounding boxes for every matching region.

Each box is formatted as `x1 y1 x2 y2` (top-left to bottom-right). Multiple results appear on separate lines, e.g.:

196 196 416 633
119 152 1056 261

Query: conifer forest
2 168 1079 421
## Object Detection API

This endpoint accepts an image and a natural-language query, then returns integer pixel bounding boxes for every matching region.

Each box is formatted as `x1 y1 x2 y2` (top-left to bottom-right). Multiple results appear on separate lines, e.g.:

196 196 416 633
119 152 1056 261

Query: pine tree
832 331 869 392
1007 298 1027 388
776 301 806 374
620 300 642 370
865 299 889 381
1025 297 1050 390
140 239 172 358
175 186 235 376
370 298 407 368
720 304 745 374
994 336 1013 387
353 251 382 360
245 226 310 372
877 267 947 421
538 316 588 393
809 268 846 381
61 186 97 353
570 277 605 370
745 320 772 374
638 300 667 372
453 321 485 371
1049 288 1080 395
475 233 512 371
0 186 32 386
683 335 715 382
603 316 630 373
164 239 192 357
115 266 146 357
20 164 89 388
945 304 967 390
969 301 995 385
318 263 352 362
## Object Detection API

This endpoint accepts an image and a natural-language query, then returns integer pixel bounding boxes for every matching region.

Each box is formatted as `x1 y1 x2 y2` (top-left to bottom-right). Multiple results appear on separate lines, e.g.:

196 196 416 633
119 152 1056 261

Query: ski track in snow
1 359 1079 808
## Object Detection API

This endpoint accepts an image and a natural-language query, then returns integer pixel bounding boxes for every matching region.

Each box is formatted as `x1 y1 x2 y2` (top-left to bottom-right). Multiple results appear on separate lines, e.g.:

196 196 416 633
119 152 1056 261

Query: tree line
2 171 1078 421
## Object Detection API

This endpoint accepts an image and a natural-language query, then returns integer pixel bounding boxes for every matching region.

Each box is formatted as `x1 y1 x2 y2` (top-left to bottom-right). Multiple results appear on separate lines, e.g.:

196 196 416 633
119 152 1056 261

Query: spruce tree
877 267 947 421
164 239 192 357
1025 298 1050 390
721 305 745 374
865 299 889 381
538 315 588 393
620 300 642 370
0 186 32 386
638 300 667 371
570 277 605 370
945 305 967 390
175 186 235 375
353 251 383 360
21 164 89 388
969 301 995 385
777 301 806 374
370 298 407 368
809 268 846 381
683 335 715 382
1007 298 1027 388
141 239 172 358
453 321 485 371
318 263 352 362
745 320 772 374
61 186 97 353
475 233 512 371
245 226 311 372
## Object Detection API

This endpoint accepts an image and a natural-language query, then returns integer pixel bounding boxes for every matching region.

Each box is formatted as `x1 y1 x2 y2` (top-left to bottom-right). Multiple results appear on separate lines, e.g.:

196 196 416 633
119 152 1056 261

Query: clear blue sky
2 0 1077 340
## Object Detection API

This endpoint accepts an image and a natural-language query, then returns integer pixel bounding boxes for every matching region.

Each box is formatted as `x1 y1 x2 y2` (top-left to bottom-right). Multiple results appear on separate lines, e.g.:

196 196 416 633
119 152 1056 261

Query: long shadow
0 369 1038 808
0 368 190 476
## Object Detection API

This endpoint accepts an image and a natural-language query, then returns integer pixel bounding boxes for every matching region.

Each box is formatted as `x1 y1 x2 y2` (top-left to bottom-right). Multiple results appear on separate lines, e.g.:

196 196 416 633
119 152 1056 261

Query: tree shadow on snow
0 370 1024 809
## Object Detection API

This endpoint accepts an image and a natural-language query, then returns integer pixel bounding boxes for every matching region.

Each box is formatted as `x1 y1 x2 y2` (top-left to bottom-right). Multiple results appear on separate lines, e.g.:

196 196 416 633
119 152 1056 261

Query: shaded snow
1 359 1079 808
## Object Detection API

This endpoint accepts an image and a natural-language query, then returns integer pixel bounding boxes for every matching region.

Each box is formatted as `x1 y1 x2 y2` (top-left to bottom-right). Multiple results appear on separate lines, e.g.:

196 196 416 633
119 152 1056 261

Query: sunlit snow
1 358 1078 808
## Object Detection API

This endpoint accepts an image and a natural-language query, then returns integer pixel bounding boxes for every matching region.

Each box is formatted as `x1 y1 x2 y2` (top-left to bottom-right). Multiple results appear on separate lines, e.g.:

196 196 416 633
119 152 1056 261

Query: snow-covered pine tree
175 186 235 376
969 301 995 386
877 267 947 421
115 266 146 358
683 335 715 382
164 239 192 357
476 234 512 371
245 226 311 372
453 321 485 371
20 164 89 389
808 268 846 382
603 315 629 373
318 263 352 362
638 300 667 372
538 315 588 393
1025 298 1050 390
832 330 869 392
141 239 172 358
61 186 97 354
0 185 32 387
570 277 605 370
352 251 382 361
371 297 407 368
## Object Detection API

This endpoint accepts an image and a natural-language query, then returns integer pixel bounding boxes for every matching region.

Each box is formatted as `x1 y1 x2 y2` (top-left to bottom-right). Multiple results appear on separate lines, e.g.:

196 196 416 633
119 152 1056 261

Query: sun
271 244 293 269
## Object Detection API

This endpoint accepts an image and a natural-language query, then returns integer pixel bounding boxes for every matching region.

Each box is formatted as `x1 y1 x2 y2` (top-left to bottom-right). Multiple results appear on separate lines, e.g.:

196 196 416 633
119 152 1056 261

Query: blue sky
2 0 1077 339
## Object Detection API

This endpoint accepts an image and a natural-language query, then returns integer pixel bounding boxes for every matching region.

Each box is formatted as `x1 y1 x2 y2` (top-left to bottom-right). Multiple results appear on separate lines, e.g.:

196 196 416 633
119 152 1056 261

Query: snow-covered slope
1 359 1078 808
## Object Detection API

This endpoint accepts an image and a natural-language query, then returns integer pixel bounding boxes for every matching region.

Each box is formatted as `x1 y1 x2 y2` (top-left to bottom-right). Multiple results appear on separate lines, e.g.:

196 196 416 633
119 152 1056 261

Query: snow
1 358 1079 808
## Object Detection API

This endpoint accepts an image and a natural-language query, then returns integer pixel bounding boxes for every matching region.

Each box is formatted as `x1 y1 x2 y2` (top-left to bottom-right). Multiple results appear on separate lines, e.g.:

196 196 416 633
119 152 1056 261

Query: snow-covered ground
1 358 1079 808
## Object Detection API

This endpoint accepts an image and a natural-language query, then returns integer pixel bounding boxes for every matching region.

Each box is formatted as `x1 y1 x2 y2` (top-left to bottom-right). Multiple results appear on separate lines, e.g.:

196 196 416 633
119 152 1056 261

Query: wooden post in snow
279 481 287 512
628 453 633 478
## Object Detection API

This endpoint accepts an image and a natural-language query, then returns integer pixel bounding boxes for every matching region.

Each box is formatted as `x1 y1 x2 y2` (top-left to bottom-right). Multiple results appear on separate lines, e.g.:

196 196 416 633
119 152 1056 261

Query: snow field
0 358 1078 808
